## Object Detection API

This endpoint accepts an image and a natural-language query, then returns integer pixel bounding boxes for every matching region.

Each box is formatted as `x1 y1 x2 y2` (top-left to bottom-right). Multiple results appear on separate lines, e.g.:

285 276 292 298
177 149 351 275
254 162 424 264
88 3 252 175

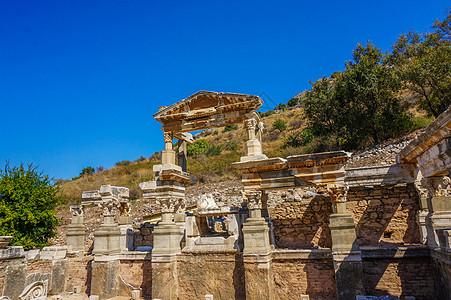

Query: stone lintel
287 150 350 167
345 164 414 187
0 246 25 260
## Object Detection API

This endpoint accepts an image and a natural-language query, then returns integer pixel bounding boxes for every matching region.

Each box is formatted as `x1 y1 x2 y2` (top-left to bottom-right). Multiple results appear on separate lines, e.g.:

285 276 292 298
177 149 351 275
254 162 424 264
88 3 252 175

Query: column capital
243 190 263 210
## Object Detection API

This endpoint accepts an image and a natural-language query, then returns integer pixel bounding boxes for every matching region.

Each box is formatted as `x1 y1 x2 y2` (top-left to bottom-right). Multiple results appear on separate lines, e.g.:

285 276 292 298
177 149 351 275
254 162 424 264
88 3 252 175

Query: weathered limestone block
3 263 26 300
151 255 178 300
40 246 67 260
93 216 121 255
91 258 133 299
329 213 359 252
19 280 48 300
243 254 274 300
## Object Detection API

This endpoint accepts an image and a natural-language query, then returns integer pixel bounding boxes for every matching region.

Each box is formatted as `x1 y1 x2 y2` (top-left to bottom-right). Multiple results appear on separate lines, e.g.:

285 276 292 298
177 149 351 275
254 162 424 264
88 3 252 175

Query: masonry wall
268 189 332 249
347 183 421 246
272 257 336 300
177 253 245 299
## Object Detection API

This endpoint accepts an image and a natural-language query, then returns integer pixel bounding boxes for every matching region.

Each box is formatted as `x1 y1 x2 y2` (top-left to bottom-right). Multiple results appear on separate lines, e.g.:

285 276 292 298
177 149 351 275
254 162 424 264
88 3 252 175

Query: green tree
272 119 287 132
388 10 451 117
80 166 95 176
0 163 60 250
304 43 411 150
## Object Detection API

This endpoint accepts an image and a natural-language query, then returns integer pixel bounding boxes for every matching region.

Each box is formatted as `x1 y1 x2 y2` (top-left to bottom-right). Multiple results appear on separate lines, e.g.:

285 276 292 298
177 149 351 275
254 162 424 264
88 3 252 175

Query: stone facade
2 93 451 300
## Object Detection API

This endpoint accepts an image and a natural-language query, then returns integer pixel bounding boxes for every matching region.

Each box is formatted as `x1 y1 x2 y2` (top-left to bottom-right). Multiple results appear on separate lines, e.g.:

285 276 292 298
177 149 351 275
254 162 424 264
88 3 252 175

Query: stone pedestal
329 212 364 300
152 213 182 255
67 215 85 252
93 216 121 255
242 209 271 255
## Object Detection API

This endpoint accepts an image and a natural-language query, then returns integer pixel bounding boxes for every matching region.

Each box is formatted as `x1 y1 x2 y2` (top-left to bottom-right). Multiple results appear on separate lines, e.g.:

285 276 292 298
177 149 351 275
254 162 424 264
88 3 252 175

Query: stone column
241 191 274 300
162 132 176 165
327 184 364 300
92 185 127 255
66 205 85 252
241 118 267 162
152 197 183 300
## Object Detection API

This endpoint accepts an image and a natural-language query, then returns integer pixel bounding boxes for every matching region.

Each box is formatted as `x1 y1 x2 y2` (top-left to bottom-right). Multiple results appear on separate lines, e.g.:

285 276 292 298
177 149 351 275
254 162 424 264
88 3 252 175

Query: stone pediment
153 91 263 133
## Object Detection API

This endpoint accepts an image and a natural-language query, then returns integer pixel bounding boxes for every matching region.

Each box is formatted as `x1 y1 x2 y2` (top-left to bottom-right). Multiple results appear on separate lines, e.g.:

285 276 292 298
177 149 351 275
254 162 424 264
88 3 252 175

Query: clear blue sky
1 0 449 180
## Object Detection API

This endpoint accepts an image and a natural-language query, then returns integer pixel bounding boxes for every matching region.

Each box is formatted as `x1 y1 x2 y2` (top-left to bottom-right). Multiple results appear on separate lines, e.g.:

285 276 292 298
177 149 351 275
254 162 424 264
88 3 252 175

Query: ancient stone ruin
1 91 451 299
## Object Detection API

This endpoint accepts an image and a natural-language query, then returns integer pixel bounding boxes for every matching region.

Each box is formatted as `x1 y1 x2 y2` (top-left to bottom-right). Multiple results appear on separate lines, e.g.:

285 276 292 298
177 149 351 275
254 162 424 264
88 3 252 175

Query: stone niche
184 207 246 252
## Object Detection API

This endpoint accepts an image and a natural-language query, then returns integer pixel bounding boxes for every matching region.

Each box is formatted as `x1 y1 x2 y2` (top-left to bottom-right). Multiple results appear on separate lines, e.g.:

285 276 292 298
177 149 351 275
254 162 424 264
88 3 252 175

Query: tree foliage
0 163 60 250
304 42 412 150
80 166 95 176
388 9 451 117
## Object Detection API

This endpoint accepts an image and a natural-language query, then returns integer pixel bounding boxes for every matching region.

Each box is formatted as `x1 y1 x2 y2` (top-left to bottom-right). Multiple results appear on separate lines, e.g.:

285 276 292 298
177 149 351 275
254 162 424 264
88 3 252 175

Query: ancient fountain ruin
1 91 451 300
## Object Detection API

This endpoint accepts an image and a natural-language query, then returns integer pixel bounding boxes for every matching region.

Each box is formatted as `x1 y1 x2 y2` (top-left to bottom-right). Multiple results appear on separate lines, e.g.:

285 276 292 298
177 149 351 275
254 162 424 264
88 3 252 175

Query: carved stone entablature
242 190 263 209
69 205 84 217
153 91 263 133
19 280 48 300
327 184 349 204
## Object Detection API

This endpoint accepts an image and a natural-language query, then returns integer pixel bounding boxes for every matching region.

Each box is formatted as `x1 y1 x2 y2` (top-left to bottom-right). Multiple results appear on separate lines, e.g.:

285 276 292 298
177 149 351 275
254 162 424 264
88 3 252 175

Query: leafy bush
0 163 60 250
282 129 313 149
272 119 287 132
187 139 209 156
115 160 132 167
96 165 104 172
224 140 239 151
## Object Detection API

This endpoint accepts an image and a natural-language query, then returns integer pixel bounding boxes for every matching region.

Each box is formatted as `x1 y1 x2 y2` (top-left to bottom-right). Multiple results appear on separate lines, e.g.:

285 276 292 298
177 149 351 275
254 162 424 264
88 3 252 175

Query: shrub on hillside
115 160 132 167
273 119 287 132
0 163 60 250
187 139 209 156
223 125 238 132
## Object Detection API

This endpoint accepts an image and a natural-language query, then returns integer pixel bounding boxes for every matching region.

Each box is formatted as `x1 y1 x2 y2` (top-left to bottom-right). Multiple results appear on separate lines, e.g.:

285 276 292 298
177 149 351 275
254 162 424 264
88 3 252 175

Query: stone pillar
66 205 85 252
93 185 129 255
414 170 432 244
162 132 176 165
241 191 274 300
152 198 183 300
241 118 267 162
327 184 364 300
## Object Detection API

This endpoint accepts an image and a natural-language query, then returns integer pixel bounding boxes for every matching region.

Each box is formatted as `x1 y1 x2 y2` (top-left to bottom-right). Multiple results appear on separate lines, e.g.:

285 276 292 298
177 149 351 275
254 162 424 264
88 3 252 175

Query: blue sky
0 1 449 180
